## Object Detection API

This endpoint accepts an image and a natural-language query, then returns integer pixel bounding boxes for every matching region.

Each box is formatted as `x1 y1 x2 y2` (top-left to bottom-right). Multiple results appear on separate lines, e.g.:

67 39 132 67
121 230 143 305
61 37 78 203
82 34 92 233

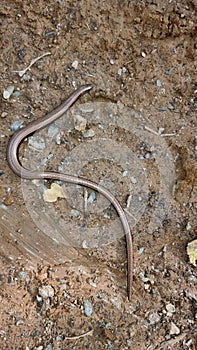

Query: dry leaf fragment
43 183 65 203
187 239 197 267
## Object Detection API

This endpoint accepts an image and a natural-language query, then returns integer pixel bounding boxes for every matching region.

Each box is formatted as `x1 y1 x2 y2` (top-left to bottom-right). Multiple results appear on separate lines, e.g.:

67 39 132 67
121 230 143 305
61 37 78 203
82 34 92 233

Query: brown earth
0 1 196 349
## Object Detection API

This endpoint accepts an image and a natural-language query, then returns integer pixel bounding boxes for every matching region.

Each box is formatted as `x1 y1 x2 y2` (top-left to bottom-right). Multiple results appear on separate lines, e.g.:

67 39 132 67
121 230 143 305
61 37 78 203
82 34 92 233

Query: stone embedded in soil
38 285 55 299
169 322 180 335
3 85 14 99
166 303 176 316
148 312 161 325
83 300 93 317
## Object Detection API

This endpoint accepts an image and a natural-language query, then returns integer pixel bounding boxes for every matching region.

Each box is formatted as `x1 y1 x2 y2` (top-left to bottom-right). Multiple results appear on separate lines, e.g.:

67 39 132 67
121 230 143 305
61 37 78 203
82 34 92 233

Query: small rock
83 300 93 317
186 222 191 230
149 312 161 325
122 170 128 177
3 85 14 99
87 191 96 204
28 136 46 150
72 60 79 70
10 120 23 131
47 125 59 137
156 79 162 87
166 303 175 316
82 129 95 138
16 319 24 326
158 127 165 135
71 209 80 217
74 115 87 132
130 176 137 184
167 102 174 110
138 247 144 254
169 322 180 335
1 112 8 118
165 70 172 76
139 271 150 283
38 285 55 299
18 271 26 279
117 68 123 76
13 91 20 98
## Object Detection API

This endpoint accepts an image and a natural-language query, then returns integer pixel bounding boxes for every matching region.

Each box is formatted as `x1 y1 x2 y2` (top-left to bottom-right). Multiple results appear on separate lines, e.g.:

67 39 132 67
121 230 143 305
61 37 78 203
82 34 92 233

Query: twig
144 126 176 137
156 332 190 350
84 188 88 215
124 208 138 222
144 126 159 136
13 52 51 77
161 133 176 137
64 329 93 340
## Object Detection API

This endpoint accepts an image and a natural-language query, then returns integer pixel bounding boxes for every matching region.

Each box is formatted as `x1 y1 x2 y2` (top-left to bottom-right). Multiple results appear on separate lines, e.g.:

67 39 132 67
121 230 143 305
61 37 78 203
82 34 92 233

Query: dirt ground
0 1 196 349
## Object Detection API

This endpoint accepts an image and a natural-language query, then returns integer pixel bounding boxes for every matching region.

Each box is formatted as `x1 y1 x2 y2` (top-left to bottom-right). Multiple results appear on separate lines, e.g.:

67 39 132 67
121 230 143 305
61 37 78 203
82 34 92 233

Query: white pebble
170 322 180 335
83 300 93 317
72 60 79 70
110 59 115 65
186 222 191 230
166 303 175 316
3 85 14 99
130 176 137 184
38 285 54 299
82 129 95 138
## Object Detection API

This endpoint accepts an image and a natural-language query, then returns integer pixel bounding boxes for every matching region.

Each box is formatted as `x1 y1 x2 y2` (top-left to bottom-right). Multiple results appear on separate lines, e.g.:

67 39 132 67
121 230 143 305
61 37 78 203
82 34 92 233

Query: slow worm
7 85 133 300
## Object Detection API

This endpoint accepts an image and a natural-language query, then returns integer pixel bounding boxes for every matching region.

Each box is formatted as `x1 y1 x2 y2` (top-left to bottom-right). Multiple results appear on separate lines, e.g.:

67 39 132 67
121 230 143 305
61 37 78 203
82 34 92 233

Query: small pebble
87 191 96 204
117 68 123 76
186 222 191 230
130 176 137 184
72 60 79 70
156 79 162 87
169 322 180 335
138 247 144 254
158 107 167 112
158 127 165 135
139 271 149 283
1 112 8 118
18 271 26 279
56 134 61 145
83 300 93 317
166 303 175 316
122 170 128 177
28 136 46 150
148 312 161 325
3 85 14 99
71 209 80 217
167 102 174 110
74 115 87 132
16 319 24 326
13 91 20 98
47 125 59 137
38 285 54 299
82 129 95 138
10 120 23 131
165 70 172 76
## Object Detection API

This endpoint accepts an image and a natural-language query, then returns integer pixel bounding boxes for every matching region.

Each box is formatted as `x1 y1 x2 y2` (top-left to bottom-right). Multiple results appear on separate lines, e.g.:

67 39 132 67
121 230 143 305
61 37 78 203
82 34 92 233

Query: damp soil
0 1 196 349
